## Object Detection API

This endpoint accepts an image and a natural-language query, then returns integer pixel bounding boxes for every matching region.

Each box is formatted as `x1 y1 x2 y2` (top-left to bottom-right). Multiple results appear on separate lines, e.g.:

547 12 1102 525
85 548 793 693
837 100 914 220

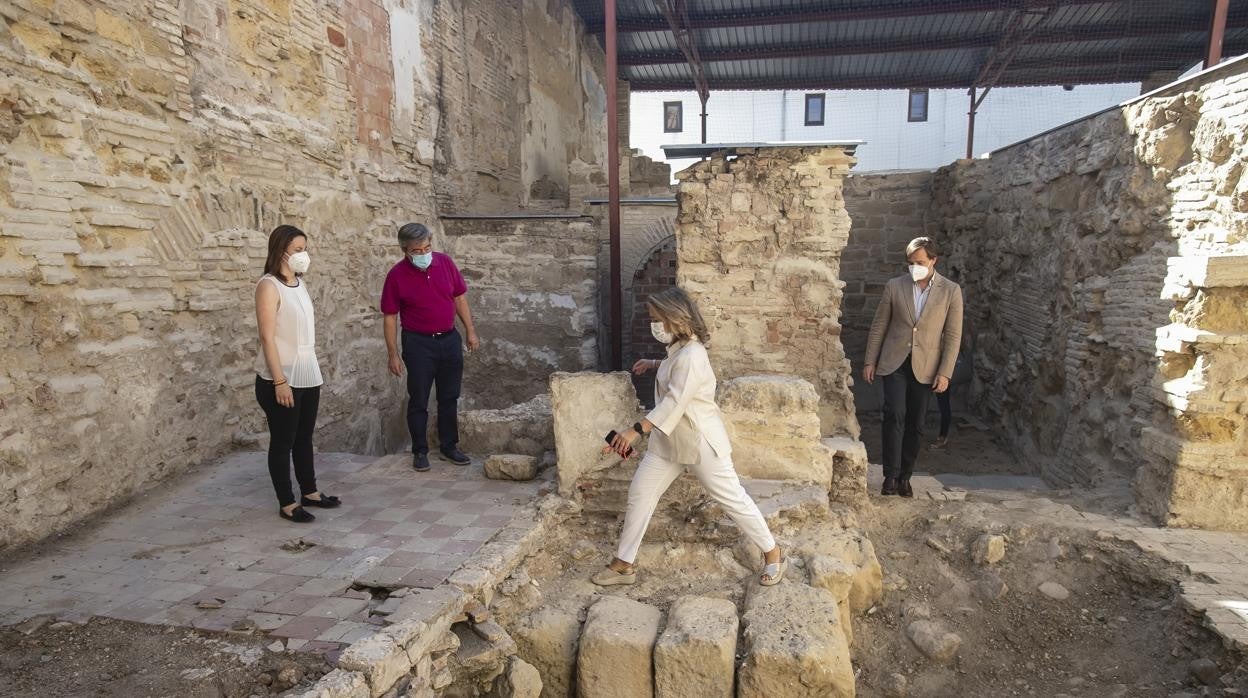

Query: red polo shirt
379 252 468 333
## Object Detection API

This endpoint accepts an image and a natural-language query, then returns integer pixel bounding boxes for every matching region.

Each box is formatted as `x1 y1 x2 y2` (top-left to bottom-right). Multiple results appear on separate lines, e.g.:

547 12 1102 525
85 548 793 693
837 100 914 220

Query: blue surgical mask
410 252 433 270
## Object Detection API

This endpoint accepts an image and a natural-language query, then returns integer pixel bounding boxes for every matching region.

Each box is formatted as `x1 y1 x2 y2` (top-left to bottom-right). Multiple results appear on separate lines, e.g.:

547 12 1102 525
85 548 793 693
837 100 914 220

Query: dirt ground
854 497 1246 697
0 617 331 698
860 411 1038 477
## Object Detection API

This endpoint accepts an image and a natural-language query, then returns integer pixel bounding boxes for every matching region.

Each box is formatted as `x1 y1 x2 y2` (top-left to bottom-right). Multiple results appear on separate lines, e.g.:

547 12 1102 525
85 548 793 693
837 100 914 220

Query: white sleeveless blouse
256 275 323 388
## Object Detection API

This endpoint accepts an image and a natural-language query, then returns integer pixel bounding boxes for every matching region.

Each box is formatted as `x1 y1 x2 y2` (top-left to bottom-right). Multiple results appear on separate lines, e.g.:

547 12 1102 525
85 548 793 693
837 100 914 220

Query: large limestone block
739 583 854 698
577 596 663 698
551 372 642 496
513 607 581 698
654 596 738 698
718 376 832 487
796 530 883 615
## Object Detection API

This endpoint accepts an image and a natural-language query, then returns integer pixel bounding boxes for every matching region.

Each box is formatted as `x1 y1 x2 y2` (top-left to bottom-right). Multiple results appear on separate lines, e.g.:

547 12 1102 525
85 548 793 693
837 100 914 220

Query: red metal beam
619 15 1248 67
606 0 622 371
585 0 1108 34
1206 0 1231 67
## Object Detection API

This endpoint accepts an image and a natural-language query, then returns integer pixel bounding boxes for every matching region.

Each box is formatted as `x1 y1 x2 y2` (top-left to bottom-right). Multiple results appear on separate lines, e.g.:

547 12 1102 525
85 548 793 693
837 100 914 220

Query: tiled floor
0 450 543 654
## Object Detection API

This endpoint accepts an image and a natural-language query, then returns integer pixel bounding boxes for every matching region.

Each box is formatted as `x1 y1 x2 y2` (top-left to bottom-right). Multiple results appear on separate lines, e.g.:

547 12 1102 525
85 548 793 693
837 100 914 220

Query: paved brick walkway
0 451 543 655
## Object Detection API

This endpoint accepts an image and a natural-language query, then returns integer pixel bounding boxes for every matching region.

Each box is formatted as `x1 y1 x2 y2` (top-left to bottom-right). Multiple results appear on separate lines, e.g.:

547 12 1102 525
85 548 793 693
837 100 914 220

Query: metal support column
606 0 622 370
1206 0 1230 68
966 87 976 159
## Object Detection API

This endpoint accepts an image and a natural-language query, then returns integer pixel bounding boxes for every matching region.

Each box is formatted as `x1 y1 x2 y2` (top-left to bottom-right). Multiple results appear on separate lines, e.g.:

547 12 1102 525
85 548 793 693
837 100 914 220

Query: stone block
550 372 642 496
458 394 555 458
654 596 738 698
335 635 411 698
577 596 662 698
498 656 543 698
718 376 831 487
971 534 1007 565
485 454 539 481
513 607 581 698
739 583 853 698
796 530 883 614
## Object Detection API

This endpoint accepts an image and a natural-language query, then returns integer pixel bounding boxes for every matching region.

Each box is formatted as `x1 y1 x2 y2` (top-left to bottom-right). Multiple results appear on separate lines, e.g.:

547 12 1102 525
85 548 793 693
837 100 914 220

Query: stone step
738 582 854 698
576 596 663 698
654 596 738 698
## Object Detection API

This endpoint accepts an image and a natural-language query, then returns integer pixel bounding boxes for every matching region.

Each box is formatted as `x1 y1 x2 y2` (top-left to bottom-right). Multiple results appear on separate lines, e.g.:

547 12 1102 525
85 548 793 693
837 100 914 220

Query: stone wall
440 217 598 409
0 0 606 550
841 171 935 412
674 146 860 438
930 58 1248 528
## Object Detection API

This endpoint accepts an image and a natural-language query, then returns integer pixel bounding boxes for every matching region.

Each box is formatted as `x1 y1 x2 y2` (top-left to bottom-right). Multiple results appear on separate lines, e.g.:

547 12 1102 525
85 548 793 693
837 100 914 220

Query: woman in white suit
594 287 786 587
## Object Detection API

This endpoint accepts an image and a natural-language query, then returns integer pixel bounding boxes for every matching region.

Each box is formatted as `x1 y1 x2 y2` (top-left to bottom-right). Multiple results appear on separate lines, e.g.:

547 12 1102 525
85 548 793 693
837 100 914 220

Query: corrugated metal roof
571 0 1248 90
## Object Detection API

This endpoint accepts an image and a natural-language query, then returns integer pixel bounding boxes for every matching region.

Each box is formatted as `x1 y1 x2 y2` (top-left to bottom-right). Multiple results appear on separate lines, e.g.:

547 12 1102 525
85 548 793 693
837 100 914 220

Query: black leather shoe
413 453 431 472
898 479 914 498
881 477 899 496
301 494 341 508
280 506 315 523
440 448 471 466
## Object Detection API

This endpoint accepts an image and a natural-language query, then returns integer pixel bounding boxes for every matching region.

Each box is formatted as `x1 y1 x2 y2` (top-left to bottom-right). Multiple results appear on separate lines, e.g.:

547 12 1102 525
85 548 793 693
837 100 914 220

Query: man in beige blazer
863 237 964 497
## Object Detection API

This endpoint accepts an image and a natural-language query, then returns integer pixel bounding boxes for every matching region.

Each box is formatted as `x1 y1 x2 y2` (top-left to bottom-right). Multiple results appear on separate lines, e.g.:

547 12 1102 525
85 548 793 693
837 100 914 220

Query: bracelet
633 421 645 436
273 378 287 387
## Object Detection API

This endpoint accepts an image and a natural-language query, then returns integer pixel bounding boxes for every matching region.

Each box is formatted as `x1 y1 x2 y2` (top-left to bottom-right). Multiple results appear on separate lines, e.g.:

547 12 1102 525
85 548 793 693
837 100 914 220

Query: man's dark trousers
880 356 931 480
401 328 463 455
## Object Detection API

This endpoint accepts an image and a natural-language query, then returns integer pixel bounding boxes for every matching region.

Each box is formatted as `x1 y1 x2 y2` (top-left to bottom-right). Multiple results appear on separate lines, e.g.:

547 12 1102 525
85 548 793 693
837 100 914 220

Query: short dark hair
398 222 432 247
905 236 939 259
263 225 306 278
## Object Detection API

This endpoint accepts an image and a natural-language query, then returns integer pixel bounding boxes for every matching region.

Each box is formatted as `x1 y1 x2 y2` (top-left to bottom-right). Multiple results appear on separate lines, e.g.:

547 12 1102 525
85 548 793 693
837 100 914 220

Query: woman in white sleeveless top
255 225 339 522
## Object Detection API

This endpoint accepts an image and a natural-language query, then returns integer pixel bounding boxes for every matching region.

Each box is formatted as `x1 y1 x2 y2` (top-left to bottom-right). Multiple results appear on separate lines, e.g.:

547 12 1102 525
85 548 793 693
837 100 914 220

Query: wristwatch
633 421 645 436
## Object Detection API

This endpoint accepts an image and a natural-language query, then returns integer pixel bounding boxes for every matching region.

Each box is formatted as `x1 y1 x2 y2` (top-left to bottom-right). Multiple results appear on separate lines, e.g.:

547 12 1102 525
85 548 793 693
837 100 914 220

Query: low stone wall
931 57 1248 529
674 146 860 438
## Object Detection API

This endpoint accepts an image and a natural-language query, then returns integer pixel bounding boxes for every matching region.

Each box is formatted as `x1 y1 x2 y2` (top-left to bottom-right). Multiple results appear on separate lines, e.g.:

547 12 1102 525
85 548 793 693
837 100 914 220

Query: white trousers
615 437 776 564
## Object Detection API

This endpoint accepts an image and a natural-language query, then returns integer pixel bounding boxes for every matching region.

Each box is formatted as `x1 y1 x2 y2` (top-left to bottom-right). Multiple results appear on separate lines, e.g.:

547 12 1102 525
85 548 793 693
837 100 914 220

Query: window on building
804 93 825 126
908 89 929 122
663 101 683 133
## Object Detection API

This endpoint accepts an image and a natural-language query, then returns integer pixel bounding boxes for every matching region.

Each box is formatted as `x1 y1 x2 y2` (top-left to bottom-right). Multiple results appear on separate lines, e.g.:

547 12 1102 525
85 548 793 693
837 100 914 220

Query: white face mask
909 263 929 282
651 321 674 345
287 251 311 274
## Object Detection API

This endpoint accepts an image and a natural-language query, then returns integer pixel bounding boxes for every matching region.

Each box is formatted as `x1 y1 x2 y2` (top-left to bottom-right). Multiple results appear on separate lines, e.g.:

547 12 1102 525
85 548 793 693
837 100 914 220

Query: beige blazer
646 339 732 463
865 272 964 384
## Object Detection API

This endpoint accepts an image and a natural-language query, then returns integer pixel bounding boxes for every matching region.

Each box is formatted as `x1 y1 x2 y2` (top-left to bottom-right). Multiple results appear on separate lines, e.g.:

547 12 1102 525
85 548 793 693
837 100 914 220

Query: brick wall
625 237 677 407
0 0 606 550
931 58 1248 529
841 171 936 412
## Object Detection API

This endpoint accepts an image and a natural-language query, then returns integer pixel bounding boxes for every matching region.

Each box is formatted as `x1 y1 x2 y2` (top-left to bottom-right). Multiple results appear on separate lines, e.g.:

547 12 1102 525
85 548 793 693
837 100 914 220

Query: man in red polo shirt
381 223 481 472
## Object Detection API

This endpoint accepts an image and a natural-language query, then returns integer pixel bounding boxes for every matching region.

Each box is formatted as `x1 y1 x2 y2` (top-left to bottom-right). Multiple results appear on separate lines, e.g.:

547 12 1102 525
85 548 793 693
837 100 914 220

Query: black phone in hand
605 430 634 458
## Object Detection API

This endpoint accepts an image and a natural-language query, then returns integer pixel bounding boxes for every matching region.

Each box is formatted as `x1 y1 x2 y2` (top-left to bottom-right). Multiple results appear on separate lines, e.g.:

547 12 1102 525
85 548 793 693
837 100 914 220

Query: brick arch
625 233 677 406
622 215 675 287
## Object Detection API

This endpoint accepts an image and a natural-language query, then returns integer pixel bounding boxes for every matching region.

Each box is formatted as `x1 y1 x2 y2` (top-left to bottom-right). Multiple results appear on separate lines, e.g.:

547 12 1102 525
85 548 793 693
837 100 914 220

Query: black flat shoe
440 448 471 466
413 453 431 472
301 494 341 508
280 506 315 523
881 477 899 496
898 479 914 498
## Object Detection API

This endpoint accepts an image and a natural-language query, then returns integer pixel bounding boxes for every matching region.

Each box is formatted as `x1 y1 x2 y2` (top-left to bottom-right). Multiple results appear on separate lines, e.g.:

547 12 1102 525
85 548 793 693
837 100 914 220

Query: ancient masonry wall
440 217 598 410
675 146 860 438
841 171 935 412
0 0 607 550
930 58 1248 529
